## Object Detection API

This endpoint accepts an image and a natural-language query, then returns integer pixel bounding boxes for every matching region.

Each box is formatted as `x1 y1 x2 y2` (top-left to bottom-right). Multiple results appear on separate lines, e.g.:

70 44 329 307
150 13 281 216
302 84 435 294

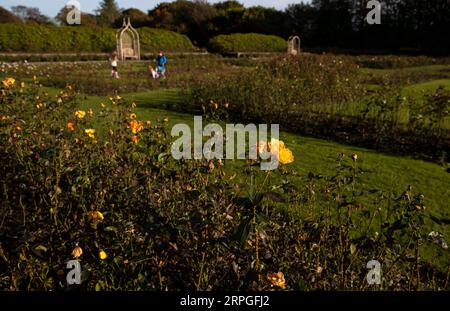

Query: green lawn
404 79 450 92
360 64 450 79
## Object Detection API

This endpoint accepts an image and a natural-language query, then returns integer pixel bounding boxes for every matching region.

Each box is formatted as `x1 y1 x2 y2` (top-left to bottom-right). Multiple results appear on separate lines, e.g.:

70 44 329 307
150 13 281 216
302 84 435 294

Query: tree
96 0 121 27
213 1 244 11
149 0 217 45
238 6 287 37
0 6 21 24
286 3 317 41
11 5 51 24
114 8 151 28
309 0 354 48
212 4 245 35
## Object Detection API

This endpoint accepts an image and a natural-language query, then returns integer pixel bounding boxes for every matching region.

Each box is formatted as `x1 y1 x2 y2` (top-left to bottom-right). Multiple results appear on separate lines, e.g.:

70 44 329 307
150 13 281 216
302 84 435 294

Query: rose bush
0 78 448 290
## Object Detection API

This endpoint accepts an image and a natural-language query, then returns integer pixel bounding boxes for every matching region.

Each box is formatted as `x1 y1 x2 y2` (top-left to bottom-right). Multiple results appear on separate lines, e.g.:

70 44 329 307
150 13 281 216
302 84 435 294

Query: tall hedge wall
208 33 286 53
0 24 195 53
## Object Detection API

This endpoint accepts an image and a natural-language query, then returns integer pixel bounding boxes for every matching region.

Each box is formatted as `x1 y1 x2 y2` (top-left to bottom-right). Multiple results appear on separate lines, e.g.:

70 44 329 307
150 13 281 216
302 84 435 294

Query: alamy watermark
66 0 81 25
171 116 280 170
366 0 381 25
366 260 381 285
66 259 82 285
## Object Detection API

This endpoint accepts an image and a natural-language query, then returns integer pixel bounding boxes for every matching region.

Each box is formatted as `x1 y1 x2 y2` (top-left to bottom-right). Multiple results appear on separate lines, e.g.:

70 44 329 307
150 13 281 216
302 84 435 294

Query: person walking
156 50 167 78
109 52 119 79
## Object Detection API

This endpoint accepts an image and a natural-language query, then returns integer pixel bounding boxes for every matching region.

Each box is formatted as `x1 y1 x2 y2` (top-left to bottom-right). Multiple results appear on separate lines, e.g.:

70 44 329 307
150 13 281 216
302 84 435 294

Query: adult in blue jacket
156 51 167 78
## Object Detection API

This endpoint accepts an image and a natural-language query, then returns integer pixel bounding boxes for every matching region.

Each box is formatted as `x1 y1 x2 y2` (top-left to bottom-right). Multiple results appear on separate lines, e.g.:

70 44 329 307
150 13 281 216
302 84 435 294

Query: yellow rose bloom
99 250 108 260
268 138 285 154
87 211 104 221
278 147 294 165
85 129 96 139
258 139 294 165
2 77 15 88
75 110 86 119
129 121 144 134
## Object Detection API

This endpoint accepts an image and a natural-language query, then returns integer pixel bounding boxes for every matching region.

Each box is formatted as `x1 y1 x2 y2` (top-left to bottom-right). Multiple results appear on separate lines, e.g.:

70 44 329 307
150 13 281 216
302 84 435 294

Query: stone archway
116 18 140 61
287 36 301 56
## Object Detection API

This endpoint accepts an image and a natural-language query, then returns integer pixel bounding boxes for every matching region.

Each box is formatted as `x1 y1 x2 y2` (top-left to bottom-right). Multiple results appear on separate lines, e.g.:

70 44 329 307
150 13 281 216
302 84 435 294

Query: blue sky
0 1 304 17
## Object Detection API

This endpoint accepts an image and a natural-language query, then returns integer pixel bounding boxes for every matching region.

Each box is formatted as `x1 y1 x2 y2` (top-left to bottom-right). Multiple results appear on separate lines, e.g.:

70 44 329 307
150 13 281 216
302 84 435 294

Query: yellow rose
129 121 144 134
99 250 108 260
2 77 15 88
75 110 86 119
87 211 104 221
85 129 96 139
278 147 294 165
268 138 285 154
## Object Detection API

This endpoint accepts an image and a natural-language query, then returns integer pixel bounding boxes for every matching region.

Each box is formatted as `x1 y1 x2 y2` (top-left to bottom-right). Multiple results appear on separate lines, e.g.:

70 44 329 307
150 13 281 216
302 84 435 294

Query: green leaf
350 243 357 255
158 152 167 163
234 216 252 246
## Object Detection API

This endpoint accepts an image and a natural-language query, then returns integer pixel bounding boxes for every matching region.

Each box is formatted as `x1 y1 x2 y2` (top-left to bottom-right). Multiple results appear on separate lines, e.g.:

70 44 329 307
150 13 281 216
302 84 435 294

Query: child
148 65 159 79
109 52 119 79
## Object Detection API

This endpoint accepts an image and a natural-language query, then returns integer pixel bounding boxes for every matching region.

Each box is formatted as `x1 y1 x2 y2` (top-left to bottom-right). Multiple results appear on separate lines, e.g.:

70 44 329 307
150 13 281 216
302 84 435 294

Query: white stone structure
287 36 301 56
116 18 140 61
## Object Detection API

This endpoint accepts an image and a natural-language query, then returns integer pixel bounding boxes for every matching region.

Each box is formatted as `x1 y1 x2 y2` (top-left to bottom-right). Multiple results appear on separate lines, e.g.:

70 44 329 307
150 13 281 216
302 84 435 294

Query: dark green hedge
208 33 286 53
0 24 195 53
